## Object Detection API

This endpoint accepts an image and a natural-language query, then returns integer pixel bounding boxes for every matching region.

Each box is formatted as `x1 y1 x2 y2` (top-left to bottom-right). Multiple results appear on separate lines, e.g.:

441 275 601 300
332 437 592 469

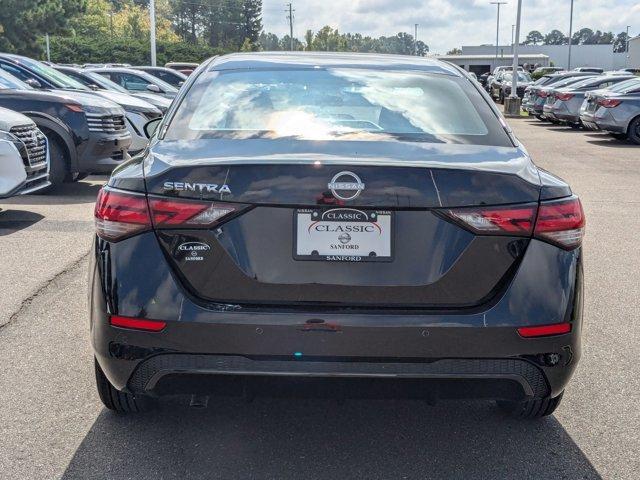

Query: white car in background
0 107 49 198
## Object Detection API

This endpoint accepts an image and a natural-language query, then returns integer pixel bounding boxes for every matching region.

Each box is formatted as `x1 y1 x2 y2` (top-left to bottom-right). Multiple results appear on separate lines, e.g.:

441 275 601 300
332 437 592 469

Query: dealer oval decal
177 242 210 262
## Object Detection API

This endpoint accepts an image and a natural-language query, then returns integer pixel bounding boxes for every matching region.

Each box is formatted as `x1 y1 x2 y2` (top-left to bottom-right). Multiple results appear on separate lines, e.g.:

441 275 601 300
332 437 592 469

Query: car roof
87 67 143 73
207 52 461 76
134 66 172 70
55 65 81 72
547 72 594 79
0 53 23 63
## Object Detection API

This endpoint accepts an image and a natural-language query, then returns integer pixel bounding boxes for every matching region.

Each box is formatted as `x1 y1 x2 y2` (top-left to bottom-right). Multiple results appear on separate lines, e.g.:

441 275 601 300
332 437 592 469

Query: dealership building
437 43 630 75
629 36 640 67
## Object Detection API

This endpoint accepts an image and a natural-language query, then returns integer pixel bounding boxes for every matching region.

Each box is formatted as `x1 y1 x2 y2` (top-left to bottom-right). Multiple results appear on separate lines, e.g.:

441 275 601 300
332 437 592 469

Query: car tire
95 358 152 413
496 391 564 419
535 114 546 121
627 117 640 145
43 135 73 189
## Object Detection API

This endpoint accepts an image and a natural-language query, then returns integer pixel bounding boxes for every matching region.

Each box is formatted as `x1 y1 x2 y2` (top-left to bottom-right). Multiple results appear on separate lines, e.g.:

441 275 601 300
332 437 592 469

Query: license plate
294 208 393 262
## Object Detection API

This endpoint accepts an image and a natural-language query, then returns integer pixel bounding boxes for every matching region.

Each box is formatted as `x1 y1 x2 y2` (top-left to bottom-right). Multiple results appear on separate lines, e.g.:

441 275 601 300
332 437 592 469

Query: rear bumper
543 109 558 121
554 112 580 123
90 233 584 401
580 112 599 130
127 355 553 400
547 102 580 123
585 107 629 134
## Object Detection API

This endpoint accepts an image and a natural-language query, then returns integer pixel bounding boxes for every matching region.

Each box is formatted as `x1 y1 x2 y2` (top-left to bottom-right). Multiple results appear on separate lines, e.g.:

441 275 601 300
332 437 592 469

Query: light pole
627 25 631 67
45 34 50 62
510 1 522 99
567 0 574 70
504 0 522 117
490 2 508 69
149 0 157 66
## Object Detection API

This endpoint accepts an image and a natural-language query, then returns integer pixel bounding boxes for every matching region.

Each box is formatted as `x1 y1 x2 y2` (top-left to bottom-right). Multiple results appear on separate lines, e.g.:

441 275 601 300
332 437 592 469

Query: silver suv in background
0 106 49 198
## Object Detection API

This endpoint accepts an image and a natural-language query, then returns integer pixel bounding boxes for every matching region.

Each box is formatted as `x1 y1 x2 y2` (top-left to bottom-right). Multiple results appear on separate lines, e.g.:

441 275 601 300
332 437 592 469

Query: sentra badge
164 182 231 194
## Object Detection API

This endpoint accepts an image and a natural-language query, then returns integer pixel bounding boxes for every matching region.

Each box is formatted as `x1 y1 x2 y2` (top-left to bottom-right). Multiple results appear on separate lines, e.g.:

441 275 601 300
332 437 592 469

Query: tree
571 28 594 45
0 0 86 56
447 47 462 55
613 31 629 53
169 0 205 42
544 30 568 45
279 35 304 51
524 30 544 45
304 30 314 50
593 31 614 45
415 40 428 56
259 32 281 51
241 0 262 48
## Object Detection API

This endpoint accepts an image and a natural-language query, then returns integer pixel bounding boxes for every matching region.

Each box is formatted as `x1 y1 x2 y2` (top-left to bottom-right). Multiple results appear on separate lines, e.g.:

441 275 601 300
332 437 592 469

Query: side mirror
25 78 42 89
146 83 162 93
143 117 162 139
178 81 185 87
89 84 100 91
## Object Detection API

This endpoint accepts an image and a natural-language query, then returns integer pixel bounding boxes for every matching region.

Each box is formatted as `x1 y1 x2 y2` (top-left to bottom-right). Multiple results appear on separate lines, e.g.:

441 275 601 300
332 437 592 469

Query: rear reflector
534 196 585 249
148 197 237 228
442 204 537 236
518 323 571 338
110 315 166 332
95 189 151 241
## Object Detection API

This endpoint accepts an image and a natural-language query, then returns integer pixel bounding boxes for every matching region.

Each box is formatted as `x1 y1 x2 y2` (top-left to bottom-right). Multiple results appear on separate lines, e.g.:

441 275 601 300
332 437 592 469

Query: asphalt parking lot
0 118 638 480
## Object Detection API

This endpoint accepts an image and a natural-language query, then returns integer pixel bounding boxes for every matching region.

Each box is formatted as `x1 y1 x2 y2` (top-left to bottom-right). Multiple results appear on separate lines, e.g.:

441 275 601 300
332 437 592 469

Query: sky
262 0 640 54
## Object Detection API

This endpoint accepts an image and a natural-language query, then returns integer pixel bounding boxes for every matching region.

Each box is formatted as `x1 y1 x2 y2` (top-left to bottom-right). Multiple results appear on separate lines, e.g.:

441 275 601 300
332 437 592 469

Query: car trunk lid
144 139 541 309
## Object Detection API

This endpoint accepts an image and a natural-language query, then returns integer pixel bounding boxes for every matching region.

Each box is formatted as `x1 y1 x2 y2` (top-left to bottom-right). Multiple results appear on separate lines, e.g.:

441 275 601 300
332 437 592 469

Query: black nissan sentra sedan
91 53 585 418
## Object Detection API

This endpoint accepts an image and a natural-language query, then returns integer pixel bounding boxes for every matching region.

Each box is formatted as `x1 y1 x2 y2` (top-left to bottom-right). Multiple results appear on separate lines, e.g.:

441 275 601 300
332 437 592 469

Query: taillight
147 197 238 228
95 188 151 241
441 204 537 236
534 196 585 249
440 196 585 250
95 187 241 242
556 92 574 101
597 98 621 108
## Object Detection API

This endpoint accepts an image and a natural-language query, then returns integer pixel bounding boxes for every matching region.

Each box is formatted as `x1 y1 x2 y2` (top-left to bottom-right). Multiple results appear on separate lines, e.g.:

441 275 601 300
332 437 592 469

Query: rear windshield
607 78 640 93
534 76 552 85
549 76 595 88
164 68 512 146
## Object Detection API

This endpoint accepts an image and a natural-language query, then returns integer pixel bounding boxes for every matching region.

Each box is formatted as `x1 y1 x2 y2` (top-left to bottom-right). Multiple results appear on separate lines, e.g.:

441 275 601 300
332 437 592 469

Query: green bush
48 35 227 65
